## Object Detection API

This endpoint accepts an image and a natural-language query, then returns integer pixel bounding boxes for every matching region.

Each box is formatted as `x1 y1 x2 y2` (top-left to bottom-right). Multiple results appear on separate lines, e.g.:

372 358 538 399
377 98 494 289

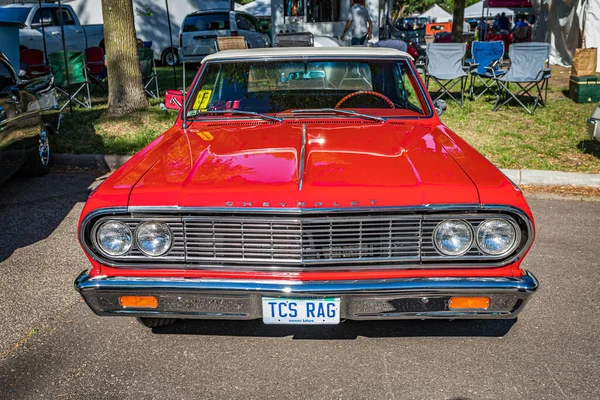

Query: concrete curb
52 154 600 188
500 169 600 188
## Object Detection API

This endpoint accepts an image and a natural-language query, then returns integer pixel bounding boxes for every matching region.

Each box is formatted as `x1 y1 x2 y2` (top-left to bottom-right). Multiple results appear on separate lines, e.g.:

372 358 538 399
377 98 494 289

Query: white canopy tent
532 0 600 72
238 0 271 17
464 0 515 19
419 4 452 22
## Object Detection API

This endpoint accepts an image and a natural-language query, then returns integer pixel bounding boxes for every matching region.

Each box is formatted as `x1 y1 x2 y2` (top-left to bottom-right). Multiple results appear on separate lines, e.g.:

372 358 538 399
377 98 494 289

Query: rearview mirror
434 99 447 116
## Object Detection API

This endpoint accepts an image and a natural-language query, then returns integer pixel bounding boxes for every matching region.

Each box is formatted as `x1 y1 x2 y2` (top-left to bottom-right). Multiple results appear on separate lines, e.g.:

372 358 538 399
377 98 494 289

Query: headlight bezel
432 219 474 256
134 221 174 257
476 218 521 257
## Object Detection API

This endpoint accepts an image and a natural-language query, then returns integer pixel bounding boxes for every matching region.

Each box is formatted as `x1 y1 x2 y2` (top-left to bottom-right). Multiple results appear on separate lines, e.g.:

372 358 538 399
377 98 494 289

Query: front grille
87 211 527 269
185 216 421 264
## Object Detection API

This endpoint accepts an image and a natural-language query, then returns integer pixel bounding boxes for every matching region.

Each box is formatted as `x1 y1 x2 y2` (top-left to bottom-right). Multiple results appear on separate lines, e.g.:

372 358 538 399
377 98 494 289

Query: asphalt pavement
0 171 598 400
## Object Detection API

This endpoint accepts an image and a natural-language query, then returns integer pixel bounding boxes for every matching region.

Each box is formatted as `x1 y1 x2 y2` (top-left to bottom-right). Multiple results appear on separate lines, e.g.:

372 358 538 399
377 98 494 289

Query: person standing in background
476 17 488 41
498 12 511 32
340 0 372 45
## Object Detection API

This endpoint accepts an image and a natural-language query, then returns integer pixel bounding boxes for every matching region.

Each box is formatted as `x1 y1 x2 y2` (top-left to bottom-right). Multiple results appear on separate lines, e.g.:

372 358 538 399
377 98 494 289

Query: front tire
136 317 177 328
22 127 51 176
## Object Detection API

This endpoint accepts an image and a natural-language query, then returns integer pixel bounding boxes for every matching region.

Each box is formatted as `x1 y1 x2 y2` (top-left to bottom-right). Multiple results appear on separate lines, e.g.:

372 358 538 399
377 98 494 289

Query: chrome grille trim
79 205 534 270
184 216 421 264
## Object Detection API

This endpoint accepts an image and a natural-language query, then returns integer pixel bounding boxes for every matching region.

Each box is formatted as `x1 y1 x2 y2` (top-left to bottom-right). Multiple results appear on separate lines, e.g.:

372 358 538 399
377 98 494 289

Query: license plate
262 297 341 325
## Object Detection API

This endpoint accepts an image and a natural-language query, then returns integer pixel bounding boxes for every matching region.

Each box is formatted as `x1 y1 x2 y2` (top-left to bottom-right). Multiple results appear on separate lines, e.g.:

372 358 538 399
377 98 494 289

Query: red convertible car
75 47 537 328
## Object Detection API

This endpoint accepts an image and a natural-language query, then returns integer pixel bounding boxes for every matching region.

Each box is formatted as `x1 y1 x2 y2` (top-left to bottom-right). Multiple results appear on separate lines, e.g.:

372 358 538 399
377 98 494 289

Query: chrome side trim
298 124 306 191
75 270 538 320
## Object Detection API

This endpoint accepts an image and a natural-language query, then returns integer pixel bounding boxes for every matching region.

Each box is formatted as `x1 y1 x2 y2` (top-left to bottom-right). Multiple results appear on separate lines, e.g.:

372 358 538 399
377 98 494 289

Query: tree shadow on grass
578 140 600 159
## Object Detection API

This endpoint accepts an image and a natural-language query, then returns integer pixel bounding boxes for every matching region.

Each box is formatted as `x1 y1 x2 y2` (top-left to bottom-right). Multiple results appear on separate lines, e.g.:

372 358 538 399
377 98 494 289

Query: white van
178 10 270 62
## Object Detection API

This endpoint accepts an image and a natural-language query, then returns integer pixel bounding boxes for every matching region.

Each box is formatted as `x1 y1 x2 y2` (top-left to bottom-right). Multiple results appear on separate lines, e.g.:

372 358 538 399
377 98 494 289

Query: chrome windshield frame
181 56 435 123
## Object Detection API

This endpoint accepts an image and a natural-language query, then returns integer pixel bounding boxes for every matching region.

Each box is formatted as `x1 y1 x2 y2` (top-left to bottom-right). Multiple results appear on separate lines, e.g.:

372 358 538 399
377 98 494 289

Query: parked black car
0 51 51 185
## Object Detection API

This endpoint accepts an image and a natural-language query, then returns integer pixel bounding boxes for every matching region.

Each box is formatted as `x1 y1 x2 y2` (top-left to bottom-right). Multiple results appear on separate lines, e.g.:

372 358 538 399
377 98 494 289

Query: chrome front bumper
75 271 538 320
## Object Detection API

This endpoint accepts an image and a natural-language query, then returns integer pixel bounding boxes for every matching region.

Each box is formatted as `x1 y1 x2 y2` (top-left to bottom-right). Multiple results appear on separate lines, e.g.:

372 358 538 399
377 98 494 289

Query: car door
234 13 260 48
30 7 63 55
54 7 85 52
249 14 270 48
0 58 24 183
0 56 42 185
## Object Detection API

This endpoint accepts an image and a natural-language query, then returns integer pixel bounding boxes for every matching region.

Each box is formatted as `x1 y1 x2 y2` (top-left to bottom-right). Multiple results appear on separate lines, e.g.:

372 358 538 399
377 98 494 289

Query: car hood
127 120 480 208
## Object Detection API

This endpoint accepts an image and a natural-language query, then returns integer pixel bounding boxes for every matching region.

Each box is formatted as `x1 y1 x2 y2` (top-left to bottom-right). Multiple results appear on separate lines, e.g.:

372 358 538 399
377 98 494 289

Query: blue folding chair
467 41 506 100
425 43 468 108
493 43 552 114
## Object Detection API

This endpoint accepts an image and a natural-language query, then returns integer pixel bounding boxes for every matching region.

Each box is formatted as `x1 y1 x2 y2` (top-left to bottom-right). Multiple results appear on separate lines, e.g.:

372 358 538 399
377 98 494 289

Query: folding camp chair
425 43 468 108
216 36 248 51
493 42 551 114
85 46 107 94
467 41 506 100
138 47 159 98
48 51 91 111
20 49 51 79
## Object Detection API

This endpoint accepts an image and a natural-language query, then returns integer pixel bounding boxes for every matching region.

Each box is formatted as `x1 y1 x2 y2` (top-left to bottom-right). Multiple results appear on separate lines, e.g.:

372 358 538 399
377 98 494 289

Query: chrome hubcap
39 130 50 166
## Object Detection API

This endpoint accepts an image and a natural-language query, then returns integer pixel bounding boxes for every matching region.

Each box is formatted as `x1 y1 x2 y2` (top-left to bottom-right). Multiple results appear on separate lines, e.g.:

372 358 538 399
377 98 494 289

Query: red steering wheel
335 91 395 109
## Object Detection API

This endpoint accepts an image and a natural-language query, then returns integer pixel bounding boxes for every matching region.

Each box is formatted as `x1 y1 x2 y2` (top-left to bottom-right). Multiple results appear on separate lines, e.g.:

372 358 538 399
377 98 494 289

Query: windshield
0 7 30 23
183 13 230 32
186 59 429 118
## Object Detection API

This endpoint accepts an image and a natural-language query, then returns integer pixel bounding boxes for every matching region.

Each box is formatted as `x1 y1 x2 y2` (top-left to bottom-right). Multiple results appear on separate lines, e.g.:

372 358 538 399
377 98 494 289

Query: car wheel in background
136 317 178 328
22 126 51 176
161 49 179 66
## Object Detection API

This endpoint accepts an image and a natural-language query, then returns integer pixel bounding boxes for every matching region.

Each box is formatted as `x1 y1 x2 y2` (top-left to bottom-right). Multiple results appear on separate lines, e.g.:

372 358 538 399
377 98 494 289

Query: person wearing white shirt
340 0 372 45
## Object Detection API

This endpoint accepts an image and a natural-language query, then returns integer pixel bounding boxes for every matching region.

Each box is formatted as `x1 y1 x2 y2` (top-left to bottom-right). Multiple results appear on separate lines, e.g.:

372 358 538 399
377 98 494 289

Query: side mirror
434 99 447 116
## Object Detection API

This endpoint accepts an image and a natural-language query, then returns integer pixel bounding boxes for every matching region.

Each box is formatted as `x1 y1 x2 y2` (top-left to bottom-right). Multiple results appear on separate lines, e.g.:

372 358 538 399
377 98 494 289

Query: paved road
0 172 598 399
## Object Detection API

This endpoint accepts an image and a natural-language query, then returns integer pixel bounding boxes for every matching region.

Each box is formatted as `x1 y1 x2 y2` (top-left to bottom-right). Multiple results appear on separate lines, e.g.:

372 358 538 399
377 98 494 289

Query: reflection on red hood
127 119 481 208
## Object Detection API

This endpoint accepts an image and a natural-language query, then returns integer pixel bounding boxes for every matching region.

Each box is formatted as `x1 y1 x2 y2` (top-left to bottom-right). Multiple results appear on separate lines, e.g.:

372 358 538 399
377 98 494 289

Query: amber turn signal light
448 296 490 309
119 295 158 308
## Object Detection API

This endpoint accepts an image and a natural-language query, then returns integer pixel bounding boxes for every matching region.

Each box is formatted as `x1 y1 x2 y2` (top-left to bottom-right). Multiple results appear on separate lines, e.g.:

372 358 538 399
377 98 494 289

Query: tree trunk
452 0 466 43
102 0 148 117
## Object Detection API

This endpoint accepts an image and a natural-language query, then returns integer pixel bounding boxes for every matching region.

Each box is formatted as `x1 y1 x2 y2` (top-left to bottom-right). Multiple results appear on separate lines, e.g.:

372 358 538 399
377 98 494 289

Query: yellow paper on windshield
193 90 212 111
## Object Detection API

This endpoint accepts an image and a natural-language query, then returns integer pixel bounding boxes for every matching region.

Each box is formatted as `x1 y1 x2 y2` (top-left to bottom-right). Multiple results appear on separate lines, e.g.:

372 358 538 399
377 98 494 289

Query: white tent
419 4 452 22
238 0 271 17
532 0 600 72
464 0 515 19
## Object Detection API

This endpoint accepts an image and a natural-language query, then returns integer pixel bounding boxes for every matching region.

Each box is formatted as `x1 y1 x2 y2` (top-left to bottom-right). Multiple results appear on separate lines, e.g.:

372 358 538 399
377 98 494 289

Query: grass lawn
50 65 600 173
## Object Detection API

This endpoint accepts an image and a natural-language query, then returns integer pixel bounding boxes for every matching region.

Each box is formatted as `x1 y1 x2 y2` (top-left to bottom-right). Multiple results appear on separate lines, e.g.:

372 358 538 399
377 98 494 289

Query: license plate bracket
262 297 341 325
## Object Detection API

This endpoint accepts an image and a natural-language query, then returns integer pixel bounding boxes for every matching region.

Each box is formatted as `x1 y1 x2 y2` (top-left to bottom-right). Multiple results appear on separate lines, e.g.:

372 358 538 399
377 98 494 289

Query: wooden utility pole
102 0 148 116
451 0 466 43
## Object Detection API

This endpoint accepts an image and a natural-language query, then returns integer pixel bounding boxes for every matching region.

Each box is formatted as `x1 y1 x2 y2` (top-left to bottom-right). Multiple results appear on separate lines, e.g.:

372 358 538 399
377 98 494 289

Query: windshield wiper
290 108 387 123
188 110 282 123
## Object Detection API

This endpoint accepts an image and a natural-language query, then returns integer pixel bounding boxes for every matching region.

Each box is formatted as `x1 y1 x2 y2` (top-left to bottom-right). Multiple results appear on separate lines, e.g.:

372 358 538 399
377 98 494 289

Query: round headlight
135 221 172 257
476 219 518 256
433 220 473 256
96 221 132 256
